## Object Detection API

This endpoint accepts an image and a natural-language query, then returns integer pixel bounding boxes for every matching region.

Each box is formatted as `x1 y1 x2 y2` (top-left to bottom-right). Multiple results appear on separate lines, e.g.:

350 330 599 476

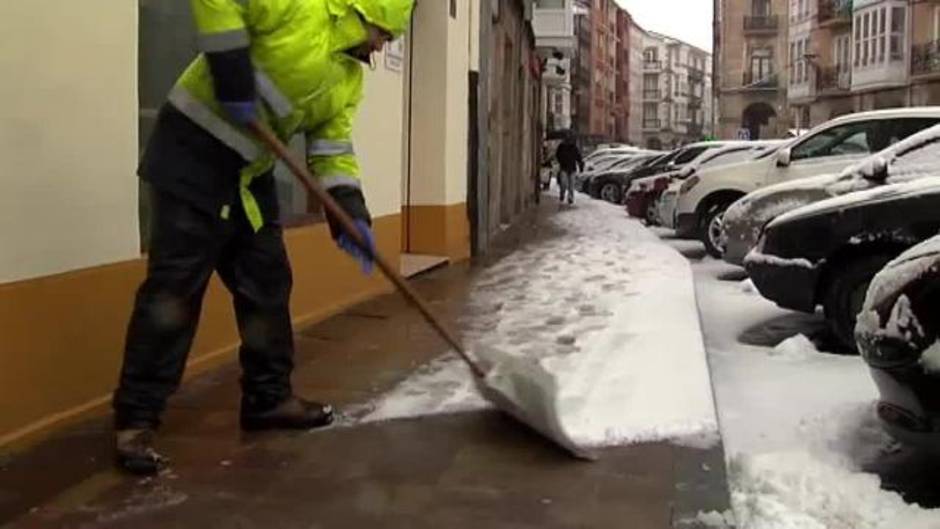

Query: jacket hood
347 0 415 38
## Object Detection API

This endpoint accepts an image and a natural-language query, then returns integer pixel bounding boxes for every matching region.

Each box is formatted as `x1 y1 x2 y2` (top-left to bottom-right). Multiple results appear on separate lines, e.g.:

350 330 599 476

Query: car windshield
697 147 759 170
674 146 713 165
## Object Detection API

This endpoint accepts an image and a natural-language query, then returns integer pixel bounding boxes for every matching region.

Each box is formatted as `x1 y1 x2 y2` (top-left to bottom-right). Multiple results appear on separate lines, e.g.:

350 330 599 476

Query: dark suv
745 178 940 350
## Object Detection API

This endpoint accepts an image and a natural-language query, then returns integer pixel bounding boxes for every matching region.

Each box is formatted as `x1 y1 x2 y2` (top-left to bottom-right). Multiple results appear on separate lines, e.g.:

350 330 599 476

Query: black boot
240 396 335 432
115 428 166 476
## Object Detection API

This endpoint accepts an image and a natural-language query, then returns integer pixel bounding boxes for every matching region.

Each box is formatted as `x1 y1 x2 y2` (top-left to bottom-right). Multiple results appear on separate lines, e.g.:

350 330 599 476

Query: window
854 15 861 66
791 121 878 161
935 6 940 41
862 12 870 66
890 6 906 61
450 0 457 18
751 49 772 83
878 8 886 63
675 146 711 164
753 0 771 17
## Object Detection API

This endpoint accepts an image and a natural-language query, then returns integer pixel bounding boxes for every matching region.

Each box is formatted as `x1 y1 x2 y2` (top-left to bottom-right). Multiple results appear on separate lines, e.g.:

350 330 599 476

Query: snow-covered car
632 141 784 226
674 108 940 258
856 234 940 451
746 178 940 350
723 123 940 266
581 152 668 193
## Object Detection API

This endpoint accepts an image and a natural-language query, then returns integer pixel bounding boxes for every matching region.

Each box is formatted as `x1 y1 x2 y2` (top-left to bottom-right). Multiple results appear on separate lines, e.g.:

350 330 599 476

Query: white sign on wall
385 38 405 72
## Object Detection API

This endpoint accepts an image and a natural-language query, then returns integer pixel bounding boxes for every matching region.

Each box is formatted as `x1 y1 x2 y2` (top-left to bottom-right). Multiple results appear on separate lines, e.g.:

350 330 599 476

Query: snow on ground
361 195 719 448
686 252 940 528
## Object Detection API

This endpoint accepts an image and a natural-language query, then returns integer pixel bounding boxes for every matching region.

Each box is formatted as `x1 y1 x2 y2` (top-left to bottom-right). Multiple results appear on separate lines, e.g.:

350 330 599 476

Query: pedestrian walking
555 135 584 205
112 0 415 475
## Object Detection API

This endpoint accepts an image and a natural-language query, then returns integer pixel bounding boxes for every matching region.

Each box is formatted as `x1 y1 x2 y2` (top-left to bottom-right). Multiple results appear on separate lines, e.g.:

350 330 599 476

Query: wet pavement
0 201 732 529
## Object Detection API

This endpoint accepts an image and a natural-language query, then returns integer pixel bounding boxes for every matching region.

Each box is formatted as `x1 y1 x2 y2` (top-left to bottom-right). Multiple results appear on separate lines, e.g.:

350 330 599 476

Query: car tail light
679 175 700 195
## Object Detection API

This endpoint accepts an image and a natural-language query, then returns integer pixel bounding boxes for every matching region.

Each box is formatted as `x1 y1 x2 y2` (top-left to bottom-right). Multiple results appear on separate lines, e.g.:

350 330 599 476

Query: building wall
786 0 940 130
716 0 790 139
0 1 141 284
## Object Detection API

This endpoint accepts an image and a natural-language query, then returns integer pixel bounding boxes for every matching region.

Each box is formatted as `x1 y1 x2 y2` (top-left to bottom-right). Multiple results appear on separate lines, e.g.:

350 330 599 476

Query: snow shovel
251 122 596 461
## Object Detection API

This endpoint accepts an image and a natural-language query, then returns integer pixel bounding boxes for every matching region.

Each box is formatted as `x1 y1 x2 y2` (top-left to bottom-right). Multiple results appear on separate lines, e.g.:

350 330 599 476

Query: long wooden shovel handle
250 122 485 378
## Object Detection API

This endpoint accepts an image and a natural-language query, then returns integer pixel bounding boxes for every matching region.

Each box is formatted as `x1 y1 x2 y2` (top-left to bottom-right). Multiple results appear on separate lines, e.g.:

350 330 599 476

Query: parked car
586 154 660 204
673 108 940 258
622 142 730 219
856 234 940 451
723 124 940 266
746 178 940 350
580 152 666 193
628 141 782 224
577 154 650 193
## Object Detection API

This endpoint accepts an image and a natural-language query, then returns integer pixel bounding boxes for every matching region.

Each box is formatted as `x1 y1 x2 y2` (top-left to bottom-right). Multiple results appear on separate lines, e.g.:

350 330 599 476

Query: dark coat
555 140 585 173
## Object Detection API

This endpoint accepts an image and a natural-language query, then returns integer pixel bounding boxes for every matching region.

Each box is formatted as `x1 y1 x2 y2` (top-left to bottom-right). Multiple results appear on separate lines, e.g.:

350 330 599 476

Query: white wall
354 50 406 218
0 1 140 284
445 0 471 205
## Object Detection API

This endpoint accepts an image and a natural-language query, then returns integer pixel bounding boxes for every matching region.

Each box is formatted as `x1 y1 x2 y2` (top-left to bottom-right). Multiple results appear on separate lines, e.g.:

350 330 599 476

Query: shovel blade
473 353 598 461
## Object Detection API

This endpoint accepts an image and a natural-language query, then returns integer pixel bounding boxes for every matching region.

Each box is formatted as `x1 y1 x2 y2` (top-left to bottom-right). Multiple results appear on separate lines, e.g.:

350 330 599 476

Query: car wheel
823 254 895 353
599 181 622 204
700 202 731 258
645 198 659 225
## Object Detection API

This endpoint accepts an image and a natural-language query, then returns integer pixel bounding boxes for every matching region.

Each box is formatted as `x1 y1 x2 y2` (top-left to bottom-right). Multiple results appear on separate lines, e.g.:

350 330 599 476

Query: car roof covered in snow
769 177 940 228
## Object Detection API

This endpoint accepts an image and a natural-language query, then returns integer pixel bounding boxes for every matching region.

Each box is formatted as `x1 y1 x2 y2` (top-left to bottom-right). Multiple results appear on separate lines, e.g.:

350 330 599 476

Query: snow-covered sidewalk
359 197 720 449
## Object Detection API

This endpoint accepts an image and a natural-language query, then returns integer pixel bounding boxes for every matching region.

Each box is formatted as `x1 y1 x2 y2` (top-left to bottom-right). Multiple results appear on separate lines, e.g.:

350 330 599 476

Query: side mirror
776 148 792 168
864 156 889 182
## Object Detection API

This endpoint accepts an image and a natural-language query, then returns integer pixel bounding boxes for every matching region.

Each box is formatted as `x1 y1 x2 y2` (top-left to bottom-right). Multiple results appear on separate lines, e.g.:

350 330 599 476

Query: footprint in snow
546 316 566 326
556 335 576 346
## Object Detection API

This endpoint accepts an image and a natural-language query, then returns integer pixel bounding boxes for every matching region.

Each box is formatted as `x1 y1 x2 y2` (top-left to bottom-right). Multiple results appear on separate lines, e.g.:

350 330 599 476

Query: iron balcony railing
912 40 940 77
643 118 661 129
744 15 780 32
742 71 779 89
688 68 705 82
644 60 662 71
643 89 662 100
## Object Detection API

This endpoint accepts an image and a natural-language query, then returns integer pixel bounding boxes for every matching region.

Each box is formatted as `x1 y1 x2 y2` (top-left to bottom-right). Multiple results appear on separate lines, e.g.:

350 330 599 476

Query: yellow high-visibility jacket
172 0 414 230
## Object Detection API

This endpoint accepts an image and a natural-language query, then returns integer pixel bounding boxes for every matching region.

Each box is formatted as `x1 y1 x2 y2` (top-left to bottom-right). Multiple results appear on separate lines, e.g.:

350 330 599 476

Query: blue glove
336 219 376 275
220 101 258 126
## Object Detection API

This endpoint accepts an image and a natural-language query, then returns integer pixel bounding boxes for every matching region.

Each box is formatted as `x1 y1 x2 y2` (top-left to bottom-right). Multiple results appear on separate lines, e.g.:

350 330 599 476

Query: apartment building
786 0 940 129
715 0 790 139
590 0 621 139
534 0 578 132
639 31 715 149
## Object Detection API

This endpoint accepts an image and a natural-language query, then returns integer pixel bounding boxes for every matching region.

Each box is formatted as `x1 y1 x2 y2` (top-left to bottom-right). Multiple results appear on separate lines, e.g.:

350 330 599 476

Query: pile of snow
769 334 818 361
744 250 816 270
362 197 719 448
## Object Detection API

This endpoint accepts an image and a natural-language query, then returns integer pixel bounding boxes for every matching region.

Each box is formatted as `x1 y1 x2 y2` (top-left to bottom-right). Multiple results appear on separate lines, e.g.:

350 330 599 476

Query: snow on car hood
768 177 940 229
861 234 940 316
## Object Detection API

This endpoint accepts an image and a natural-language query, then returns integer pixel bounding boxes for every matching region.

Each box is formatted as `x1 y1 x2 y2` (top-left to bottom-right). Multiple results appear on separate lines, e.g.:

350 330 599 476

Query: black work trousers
113 189 294 429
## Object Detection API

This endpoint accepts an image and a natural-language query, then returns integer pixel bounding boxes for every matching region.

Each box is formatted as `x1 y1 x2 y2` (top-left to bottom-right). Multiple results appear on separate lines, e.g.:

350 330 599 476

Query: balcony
688 68 705 82
643 119 662 130
818 0 853 28
533 1 576 57
644 60 662 72
643 89 662 100
817 66 852 93
688 95 703 109
743 15 780 34
912 40 940 78
742 71 779 90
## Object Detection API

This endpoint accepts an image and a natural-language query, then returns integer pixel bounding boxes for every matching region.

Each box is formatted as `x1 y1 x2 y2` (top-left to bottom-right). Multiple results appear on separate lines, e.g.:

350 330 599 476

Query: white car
723 123 940 265
655 141 783 228
672 107 940 257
